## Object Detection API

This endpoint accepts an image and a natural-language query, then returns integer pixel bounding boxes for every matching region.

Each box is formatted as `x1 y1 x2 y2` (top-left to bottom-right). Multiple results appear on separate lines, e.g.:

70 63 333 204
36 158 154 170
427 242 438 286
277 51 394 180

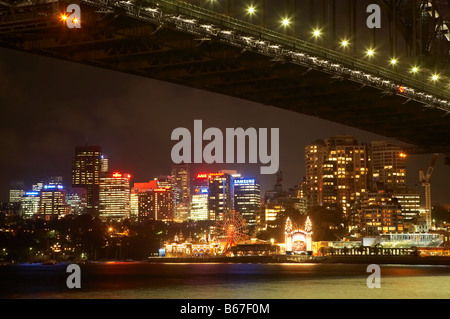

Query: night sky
0 46 449 204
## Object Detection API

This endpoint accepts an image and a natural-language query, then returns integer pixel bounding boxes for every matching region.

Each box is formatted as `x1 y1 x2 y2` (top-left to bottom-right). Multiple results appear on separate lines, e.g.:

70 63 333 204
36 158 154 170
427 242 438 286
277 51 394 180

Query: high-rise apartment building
99 172 131 220
358 191 403 236
72 146 104 212
305 135 368 215
369 141 407 192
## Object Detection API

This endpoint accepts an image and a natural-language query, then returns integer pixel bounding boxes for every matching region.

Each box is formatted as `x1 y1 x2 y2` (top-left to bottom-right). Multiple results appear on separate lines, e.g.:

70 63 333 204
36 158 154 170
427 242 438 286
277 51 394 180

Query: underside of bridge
0 1 449 161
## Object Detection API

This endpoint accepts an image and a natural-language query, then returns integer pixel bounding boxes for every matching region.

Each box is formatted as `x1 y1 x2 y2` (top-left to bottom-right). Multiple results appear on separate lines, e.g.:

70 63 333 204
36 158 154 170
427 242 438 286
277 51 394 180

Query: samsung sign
234 179 256 185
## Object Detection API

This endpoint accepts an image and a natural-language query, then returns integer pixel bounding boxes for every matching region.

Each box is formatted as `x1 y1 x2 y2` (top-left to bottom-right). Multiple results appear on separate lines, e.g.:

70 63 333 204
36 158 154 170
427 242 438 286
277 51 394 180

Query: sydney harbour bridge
0 0 449 162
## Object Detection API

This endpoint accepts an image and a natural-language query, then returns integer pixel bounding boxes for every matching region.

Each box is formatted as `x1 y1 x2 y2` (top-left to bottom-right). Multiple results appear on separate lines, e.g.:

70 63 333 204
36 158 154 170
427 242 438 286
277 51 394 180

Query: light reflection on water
1 262 449 299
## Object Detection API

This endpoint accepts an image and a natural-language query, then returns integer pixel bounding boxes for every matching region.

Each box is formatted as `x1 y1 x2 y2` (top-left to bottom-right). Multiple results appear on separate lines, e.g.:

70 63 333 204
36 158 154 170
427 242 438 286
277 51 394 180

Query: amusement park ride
164 213 314 257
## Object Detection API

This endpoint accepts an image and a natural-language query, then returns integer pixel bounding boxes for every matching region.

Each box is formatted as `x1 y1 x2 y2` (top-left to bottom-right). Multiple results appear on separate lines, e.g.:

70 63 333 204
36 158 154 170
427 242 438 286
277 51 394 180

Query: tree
307 205 346 241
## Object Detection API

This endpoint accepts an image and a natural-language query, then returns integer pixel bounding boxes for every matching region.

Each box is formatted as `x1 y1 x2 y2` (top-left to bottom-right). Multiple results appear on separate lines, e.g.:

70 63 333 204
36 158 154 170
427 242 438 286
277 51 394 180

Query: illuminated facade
285 217 313 255
369 141 407 192
164 241 220 257
20 191 40 219
233 178 260 229
171 164 191 221
71 146 104 211
359 191 403 236
190 187 209 221
265 204 285 229
38 185 69 220
305 135 368 215
208 172 233 221
9 181 25 203
153 188 175 221
99 172 131 220
66 187 87 215
138 187 175 221
393 192 421 222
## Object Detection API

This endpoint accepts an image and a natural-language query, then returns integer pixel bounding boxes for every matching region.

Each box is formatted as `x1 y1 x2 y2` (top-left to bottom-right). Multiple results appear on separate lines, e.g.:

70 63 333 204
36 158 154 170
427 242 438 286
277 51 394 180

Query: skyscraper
208 172 233 221
233 178 260 229
171 164 191 218
190 187 209 221
99 172 131 220
72 146 104 212
305 135 368 215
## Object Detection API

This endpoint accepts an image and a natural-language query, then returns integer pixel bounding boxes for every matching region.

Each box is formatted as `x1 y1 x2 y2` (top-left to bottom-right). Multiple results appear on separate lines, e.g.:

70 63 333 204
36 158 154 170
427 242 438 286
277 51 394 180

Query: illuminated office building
72 145 104 212
20 191 40 219
9 181 25 203
171 164 191 221
233 178 260 228
305 135 368 214
369 141 407 192
38 184 69 220
99 172 131 220
66 188 87 215
32 182 44 192
264 204 285 229
208 172 233 221
190 187 209 221
130 187 139 220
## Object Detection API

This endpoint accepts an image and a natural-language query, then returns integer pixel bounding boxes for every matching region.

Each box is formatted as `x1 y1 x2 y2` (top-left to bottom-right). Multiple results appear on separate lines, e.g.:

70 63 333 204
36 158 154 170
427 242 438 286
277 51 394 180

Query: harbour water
1 261 449 299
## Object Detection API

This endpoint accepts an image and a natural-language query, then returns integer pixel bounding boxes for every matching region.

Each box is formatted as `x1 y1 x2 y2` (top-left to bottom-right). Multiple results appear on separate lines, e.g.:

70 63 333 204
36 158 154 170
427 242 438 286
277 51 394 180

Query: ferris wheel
216 211 248 252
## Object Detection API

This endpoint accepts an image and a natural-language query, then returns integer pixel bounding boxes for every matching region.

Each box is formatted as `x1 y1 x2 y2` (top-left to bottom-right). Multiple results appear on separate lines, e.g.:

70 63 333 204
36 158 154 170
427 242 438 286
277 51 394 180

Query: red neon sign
112 172 122 178
196 173 208 179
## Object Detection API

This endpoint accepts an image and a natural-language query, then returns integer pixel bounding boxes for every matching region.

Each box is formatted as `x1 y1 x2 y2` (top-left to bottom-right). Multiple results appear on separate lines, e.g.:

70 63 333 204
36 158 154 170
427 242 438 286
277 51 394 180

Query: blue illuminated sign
200 188 208 194
234 179 255 185
25 192 39 196
44 185 64 190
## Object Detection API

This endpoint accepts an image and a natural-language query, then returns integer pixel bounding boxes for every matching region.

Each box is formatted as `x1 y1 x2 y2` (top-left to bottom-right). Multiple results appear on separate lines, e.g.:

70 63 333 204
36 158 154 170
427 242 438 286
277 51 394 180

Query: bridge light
312 29 321 38
411 66 420 74
61 14 67 21
340 39 349 47
247 6 255 15
389 58 398 66
431 74 439 82
366 48 375 58
282 18 290 26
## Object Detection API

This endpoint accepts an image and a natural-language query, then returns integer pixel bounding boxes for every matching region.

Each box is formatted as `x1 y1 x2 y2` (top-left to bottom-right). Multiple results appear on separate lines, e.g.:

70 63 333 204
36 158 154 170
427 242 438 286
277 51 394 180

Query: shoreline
147 255 450 265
